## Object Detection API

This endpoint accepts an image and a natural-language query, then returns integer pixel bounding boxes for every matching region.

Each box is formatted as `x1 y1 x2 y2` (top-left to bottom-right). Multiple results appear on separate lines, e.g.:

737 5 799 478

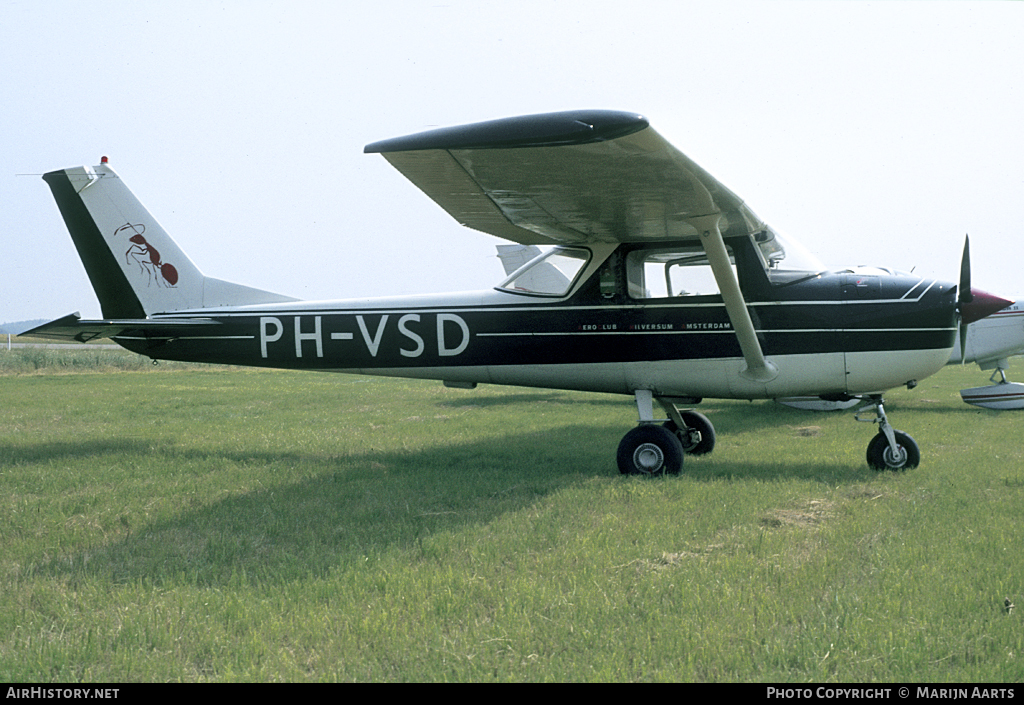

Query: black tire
663 411 716 455
866 430 920 471
617 424 684 476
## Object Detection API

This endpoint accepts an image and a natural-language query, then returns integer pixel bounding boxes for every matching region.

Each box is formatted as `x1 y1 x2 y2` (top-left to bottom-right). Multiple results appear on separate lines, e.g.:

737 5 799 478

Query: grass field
0 350 1021 681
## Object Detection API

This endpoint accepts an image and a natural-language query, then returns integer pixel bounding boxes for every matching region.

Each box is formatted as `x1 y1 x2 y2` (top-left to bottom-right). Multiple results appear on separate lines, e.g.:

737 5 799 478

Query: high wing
366 110 776 381
364 110 765 246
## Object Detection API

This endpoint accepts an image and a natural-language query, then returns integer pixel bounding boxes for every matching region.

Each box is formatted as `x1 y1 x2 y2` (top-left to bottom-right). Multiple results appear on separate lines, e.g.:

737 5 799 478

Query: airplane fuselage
116 237 958 401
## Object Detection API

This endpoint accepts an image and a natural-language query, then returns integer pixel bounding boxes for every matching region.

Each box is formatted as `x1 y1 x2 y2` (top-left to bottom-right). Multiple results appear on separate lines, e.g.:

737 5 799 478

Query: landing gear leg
855 395 920 471
659 399 716 455
616 390 684 476
990 365 1010 385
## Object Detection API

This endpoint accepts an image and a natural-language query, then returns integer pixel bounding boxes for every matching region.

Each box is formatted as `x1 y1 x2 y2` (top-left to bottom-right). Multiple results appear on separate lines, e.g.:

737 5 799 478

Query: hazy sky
2 1 1022 323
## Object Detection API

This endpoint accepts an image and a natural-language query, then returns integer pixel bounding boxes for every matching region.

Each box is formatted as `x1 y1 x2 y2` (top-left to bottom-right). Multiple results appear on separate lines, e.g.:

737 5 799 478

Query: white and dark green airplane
26 110 1011 474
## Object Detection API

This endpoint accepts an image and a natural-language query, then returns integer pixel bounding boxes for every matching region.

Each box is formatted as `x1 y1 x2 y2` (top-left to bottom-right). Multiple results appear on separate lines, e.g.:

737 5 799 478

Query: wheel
663 411 716 455
617 424 684 476
866 430 920 471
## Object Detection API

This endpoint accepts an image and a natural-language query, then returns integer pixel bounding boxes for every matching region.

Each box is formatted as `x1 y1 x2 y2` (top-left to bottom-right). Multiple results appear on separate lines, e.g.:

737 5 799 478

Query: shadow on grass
17 414 871 589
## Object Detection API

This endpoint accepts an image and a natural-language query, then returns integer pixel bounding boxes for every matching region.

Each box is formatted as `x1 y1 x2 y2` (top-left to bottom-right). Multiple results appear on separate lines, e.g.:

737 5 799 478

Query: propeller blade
954 234 1011 360
959 233 972 360
959 234 973 304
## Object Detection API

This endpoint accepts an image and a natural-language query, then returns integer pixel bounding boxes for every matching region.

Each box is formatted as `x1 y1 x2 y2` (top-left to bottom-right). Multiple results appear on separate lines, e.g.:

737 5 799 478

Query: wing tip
364 109 649 154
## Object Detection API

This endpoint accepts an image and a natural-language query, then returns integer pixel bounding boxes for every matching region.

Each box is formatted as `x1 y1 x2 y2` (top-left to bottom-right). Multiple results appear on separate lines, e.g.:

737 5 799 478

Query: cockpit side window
753 228 826 284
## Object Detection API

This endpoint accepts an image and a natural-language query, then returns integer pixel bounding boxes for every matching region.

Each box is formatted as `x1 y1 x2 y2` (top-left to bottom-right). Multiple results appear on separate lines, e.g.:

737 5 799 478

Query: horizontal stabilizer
24 312 220 343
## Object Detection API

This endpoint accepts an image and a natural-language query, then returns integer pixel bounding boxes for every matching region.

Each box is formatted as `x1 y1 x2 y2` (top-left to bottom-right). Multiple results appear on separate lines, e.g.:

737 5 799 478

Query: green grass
0 358 1021 681
0 339 215 374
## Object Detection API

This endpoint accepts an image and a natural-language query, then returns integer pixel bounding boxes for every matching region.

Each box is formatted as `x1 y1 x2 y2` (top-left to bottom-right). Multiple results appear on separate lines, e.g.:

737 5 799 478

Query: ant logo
113 223 179 287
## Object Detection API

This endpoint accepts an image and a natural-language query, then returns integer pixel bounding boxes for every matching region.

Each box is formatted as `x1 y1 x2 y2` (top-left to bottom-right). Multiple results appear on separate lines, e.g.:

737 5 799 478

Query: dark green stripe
43 170 145 319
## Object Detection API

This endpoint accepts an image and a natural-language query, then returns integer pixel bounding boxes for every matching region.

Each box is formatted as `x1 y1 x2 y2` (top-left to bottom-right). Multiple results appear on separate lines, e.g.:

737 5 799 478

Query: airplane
950 299 1024 409
25 110 1013 475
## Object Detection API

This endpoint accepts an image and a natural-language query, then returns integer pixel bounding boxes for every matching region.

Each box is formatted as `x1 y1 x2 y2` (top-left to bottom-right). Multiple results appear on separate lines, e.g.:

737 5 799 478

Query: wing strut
694 214 778 383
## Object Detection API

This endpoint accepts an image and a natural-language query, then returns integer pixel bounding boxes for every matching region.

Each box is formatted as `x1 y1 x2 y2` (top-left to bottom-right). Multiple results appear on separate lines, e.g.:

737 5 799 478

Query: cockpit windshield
497 246 590 297
753 227 826 282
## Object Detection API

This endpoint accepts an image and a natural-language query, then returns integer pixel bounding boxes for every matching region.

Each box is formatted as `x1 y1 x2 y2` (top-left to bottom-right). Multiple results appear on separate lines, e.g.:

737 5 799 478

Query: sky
2 0 1022 323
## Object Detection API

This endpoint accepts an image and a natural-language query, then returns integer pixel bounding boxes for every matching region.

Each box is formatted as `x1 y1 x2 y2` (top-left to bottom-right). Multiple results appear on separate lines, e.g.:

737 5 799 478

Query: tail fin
43 159 295 318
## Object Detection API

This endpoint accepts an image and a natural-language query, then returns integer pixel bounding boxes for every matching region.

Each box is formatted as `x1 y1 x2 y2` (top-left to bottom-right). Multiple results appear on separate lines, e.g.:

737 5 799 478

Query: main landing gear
855 395 920 471
617 390 716 476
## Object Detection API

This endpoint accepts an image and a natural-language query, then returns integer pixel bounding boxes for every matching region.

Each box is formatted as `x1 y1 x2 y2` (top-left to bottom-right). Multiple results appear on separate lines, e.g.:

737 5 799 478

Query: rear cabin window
497 247 590 297
625 246 735 299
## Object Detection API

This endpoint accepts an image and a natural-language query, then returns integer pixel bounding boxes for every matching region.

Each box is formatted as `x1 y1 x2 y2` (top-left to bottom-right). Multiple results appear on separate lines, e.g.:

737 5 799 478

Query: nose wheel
855 396 920 471
865 430 920 470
